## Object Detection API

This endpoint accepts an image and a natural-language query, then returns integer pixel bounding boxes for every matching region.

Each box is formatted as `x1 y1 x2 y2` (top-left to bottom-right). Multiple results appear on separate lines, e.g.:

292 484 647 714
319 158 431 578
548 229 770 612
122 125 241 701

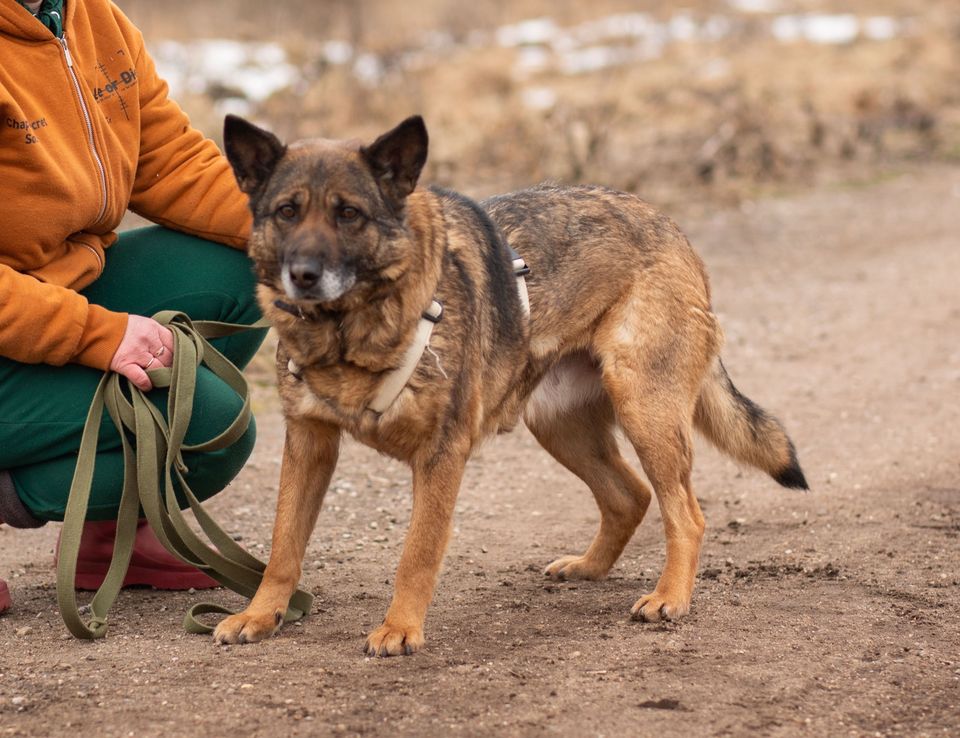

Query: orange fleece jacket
0 0 252 369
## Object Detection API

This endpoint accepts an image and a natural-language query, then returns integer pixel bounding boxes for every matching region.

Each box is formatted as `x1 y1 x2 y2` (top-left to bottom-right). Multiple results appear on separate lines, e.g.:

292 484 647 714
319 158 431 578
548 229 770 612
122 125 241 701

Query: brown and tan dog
213 114 808 655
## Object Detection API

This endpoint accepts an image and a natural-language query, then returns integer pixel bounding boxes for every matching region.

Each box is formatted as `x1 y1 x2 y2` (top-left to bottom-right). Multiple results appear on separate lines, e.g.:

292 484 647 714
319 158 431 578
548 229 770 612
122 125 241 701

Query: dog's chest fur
265 188 534 461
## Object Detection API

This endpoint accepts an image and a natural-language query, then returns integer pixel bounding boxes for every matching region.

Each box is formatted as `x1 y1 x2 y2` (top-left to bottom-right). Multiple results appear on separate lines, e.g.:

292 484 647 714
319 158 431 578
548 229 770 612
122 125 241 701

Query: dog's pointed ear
361 116 428 207
223 115 286 195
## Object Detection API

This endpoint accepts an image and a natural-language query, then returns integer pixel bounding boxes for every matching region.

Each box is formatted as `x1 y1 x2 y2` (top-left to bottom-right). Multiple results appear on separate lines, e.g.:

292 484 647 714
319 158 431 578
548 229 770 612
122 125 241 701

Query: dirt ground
1 161 957 737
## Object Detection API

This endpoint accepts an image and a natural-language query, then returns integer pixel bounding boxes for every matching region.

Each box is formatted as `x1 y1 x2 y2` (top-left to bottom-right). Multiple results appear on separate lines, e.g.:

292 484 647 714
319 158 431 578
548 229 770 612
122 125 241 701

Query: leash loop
56 312 313 639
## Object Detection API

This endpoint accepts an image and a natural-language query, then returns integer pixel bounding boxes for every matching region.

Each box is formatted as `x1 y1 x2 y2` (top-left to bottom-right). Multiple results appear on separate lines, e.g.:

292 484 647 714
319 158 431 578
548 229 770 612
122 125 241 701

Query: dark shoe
0 579 10 614
58 520 219 591
0 471 45 529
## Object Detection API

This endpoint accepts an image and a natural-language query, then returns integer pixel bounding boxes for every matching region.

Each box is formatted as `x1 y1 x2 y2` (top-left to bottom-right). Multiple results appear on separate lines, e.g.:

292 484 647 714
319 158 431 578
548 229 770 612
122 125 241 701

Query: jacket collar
0 0 74 41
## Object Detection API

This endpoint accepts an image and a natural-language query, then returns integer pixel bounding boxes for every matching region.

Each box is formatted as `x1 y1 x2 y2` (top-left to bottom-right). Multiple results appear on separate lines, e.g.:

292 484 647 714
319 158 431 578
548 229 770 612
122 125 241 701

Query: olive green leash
56 310 313 639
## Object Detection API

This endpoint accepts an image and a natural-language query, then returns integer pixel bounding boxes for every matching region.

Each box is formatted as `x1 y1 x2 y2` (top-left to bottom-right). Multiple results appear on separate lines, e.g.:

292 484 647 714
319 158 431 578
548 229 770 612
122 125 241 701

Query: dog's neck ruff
285 249 531 415
283 300 442 414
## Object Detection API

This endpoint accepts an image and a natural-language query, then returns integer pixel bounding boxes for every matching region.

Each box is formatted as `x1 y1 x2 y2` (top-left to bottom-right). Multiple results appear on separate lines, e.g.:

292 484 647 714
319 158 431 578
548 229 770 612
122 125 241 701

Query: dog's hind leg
593 280 720 622
525 379 652 581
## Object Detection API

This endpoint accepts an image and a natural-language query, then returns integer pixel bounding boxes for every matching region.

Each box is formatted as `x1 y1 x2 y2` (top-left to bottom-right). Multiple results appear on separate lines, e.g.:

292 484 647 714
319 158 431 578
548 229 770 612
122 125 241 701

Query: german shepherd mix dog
214 115 808 655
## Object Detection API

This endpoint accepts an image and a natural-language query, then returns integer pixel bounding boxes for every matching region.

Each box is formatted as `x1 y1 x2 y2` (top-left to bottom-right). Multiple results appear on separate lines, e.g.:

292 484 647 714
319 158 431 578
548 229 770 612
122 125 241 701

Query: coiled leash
56 310 313 639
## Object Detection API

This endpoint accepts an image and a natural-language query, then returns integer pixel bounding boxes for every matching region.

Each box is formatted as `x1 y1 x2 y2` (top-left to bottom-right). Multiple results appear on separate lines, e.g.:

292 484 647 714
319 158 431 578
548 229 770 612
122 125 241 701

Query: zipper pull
60 35 73 67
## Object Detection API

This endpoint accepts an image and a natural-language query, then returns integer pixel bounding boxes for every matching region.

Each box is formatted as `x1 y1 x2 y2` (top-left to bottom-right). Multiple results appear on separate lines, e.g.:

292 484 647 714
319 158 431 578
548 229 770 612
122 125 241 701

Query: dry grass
120 0 959 206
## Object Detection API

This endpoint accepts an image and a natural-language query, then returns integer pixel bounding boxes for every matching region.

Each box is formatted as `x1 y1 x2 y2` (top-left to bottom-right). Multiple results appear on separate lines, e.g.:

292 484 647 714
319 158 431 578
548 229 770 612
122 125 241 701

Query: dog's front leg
214 418 340 644
364 449 467 657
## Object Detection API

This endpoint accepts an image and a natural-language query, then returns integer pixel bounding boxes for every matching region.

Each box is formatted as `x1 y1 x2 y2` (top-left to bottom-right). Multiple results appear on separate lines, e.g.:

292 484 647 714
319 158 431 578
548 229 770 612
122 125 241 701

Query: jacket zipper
59 34 108 225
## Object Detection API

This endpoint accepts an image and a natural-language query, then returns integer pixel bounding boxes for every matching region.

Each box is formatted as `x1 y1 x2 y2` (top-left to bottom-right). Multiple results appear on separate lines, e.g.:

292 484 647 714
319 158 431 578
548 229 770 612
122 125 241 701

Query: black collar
273 299 345 324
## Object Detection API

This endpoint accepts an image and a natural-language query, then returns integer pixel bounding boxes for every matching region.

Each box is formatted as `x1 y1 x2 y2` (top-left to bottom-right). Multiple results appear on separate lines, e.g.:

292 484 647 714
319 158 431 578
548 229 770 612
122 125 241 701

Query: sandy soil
1 165 959 737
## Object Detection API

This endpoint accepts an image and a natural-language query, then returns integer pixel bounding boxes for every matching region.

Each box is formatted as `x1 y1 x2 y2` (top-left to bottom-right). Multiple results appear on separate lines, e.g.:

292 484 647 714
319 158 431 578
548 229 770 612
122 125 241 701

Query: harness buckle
421 300 443 324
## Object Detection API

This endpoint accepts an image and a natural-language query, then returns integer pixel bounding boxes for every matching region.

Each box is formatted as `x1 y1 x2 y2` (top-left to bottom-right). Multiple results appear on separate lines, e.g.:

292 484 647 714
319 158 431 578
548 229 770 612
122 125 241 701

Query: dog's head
223 115 428 309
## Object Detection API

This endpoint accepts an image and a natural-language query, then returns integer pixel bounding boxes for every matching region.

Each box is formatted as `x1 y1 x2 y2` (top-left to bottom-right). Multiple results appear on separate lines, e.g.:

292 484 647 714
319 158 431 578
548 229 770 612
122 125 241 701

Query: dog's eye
337 205 361 223
276 203 298 221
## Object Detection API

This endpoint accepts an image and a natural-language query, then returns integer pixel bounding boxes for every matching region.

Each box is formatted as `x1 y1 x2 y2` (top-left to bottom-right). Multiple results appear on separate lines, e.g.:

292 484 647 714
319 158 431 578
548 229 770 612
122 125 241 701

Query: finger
122 364 153 392
158 326 175 367
152 326 173 367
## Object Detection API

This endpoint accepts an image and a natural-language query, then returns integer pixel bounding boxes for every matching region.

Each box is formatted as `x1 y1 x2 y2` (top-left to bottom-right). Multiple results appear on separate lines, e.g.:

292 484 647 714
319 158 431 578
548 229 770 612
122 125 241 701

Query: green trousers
0 226 266 521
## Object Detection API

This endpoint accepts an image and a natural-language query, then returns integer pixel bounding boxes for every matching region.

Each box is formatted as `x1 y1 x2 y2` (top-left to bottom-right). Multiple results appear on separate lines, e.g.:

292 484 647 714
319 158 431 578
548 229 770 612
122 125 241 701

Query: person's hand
109 315 175 391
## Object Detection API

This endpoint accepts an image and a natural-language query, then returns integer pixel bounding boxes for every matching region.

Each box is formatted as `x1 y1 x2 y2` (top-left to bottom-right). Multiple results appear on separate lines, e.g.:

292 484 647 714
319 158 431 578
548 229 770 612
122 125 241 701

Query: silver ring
145 356 157 369
155 346 166 358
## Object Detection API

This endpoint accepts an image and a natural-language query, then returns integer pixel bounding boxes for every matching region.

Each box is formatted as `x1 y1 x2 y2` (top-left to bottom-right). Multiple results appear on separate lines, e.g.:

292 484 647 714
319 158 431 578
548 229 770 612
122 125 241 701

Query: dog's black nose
287 258 320 291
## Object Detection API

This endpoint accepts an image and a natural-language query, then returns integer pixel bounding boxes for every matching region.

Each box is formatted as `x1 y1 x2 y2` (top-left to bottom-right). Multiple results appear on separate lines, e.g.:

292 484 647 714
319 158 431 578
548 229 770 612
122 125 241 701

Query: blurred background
121 0 956 208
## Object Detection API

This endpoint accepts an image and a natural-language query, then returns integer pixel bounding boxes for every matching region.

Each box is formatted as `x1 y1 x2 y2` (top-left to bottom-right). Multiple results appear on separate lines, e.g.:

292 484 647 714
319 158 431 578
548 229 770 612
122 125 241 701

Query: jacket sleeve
0 264 127 368
127 37 252 248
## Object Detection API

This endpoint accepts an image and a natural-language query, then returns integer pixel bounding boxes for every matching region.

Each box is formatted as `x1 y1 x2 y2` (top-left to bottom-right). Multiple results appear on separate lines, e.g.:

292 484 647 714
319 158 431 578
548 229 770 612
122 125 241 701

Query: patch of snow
772 14 859 45
559 46 625 75
521 86 558 111
668 14 699 42
353 53 385 86
214 97 253 118
421 30 457 52
321 40 353 66
728 0 782 13
700 57 732 81
496 18 558 47
702 15 734 41
862 16 899 41
516 46 551 74
564 13 658 46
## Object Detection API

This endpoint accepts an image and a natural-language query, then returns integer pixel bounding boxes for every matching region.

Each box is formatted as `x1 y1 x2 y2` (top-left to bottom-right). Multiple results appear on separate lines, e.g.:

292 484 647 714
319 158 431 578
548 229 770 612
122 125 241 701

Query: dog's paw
630 590 691 623
363 621 424 657
544 554 608 581
213 608 284 645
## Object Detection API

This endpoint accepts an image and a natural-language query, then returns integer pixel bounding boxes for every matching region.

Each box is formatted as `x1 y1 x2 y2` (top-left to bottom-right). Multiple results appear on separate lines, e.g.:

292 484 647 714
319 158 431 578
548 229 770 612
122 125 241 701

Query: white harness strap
367 300 443 414
511 254 531 315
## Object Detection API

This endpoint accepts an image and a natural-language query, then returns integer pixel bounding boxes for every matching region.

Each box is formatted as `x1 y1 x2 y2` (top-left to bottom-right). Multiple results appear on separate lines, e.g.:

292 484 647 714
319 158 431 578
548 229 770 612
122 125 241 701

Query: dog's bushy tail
693 358 808 489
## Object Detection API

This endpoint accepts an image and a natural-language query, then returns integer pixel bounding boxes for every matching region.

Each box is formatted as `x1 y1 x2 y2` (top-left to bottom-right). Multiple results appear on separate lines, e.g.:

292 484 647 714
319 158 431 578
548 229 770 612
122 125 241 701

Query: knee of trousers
177 412 258 507
9 371 260 522
149 365 261 507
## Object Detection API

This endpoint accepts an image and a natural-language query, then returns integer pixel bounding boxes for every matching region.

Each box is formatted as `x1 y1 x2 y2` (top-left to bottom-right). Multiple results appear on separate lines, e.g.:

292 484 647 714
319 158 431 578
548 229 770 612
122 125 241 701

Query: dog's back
485 185 709 358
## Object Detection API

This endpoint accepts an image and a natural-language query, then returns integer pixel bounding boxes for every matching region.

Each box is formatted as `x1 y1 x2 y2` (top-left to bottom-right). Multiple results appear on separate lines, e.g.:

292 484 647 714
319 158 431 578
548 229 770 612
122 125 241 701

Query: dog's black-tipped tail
694 358 809 490
772 442 809 490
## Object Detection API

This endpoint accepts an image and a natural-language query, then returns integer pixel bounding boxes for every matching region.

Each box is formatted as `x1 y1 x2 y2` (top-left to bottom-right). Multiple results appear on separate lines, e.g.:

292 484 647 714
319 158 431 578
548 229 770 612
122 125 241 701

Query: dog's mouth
263 253 407 318
280 261 357 304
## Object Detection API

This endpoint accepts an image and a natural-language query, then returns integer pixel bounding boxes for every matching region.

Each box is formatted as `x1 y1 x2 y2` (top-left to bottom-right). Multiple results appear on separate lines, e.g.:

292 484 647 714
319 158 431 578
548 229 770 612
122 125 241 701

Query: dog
212 114 808 655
